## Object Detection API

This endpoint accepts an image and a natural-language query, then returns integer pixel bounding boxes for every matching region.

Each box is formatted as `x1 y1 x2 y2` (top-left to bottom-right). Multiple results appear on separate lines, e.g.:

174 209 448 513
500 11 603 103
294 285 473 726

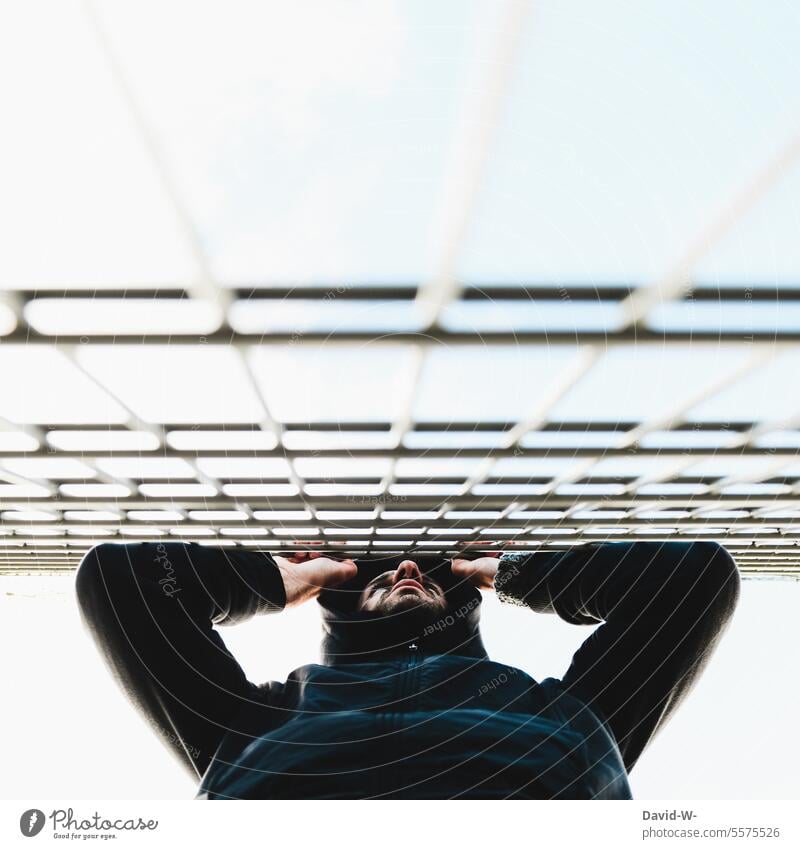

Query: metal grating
2 338 800 578
1 1 799 578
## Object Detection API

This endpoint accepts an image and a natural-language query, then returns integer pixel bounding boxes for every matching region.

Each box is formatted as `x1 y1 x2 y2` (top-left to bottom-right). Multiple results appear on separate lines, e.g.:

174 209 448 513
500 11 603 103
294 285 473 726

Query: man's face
358 559 448 618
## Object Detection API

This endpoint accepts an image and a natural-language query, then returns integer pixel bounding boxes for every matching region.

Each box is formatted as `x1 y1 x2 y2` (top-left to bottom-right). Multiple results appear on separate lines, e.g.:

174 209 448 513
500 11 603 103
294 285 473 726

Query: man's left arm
461 541 740 772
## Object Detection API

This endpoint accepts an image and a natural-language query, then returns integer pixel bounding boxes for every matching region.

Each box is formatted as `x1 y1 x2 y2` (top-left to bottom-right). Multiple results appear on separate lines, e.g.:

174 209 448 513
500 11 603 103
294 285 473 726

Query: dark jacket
74 540 739 799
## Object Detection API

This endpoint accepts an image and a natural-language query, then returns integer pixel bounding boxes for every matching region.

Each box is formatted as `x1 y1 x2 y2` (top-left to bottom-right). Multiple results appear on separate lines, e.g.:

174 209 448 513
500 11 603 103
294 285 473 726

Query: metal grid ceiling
1 1 800 577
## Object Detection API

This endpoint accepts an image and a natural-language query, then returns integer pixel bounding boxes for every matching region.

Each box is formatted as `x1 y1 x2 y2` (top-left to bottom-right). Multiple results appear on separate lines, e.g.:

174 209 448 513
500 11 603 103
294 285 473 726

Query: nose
393 560 423 584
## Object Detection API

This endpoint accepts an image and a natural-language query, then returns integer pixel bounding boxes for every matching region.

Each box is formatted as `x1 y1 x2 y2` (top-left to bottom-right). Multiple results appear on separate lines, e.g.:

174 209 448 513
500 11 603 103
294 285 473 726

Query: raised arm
75 542 288 778
492 541 740 772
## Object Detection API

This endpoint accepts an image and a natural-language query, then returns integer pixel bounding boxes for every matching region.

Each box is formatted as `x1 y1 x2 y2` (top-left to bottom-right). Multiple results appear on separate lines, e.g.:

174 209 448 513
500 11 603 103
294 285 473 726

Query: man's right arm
75 542 287 778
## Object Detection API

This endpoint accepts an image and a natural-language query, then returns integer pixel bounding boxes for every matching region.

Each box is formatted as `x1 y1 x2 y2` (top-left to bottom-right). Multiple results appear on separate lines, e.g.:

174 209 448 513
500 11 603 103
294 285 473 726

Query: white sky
1 0 799 290
2 574 798 800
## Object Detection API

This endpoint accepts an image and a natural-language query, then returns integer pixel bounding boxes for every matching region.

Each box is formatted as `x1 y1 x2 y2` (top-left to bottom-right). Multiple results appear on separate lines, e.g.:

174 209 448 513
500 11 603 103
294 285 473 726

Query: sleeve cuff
214 548 287 624
494 551 551 611
252 552 287 615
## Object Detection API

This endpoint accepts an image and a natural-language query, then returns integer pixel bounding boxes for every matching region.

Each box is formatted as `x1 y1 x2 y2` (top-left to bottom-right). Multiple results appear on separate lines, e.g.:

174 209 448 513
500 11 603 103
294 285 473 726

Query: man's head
357 558 449 620
315 552 488 663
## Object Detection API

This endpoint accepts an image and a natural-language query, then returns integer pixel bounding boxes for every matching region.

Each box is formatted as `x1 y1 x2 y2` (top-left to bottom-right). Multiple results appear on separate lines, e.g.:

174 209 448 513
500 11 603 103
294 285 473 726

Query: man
75 539 739 798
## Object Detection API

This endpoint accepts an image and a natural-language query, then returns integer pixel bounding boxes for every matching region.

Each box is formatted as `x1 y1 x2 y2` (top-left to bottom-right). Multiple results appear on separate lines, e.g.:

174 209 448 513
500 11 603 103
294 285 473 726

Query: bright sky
2 574 798 800
1 0 798 290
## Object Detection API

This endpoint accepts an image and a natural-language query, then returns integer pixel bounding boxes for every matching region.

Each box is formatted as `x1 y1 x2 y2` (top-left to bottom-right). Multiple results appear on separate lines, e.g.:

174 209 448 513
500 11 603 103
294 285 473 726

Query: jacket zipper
402 641 422 701
387 641 423 728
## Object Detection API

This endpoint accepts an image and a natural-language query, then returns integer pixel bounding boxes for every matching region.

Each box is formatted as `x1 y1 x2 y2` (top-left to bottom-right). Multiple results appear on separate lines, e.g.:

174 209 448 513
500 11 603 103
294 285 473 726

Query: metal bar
5 446 800 459
8 329 800 345
617 345 778 450
238 349 317 520
620 131 800 331
416 0 532 328
81 0 232 317
458 347 605 521
14 283 800 302
377 345 430 549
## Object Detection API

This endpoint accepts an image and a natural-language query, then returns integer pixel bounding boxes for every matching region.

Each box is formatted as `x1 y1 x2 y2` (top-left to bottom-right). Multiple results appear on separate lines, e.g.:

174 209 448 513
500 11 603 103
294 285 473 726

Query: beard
375 590 448 635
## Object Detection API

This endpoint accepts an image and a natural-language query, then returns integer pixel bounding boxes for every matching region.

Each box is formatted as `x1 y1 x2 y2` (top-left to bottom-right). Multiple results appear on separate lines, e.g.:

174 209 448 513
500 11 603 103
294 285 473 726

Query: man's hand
272 551 358 607
450 556 501 591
